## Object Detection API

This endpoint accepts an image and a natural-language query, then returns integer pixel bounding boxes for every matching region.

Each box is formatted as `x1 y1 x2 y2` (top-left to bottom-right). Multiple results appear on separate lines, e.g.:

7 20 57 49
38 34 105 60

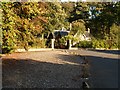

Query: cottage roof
84 31 90 38
54 30 69 38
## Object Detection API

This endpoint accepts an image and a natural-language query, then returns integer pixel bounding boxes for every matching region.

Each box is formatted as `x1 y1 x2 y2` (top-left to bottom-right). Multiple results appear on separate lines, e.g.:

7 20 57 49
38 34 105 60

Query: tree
43 2 69 35
87 2 120 49
2 2 18 53
2 2 47 53
71 19 85 36
88 2 119 39
68 2 90 23
61 2 75 18
109 23 120 49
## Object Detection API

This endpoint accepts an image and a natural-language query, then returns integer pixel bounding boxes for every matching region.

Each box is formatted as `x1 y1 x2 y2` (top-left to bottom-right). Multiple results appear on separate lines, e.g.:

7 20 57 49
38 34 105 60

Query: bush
31 39 46 48
76 41 92 48
75 39 118 49
92 39 119 49
54 37 67 49
2 46 15 54
92 39 103 48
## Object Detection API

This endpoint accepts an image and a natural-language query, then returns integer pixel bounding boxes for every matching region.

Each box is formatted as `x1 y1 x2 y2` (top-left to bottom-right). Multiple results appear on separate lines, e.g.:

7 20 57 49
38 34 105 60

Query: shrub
31 38 46 48
76 41 92 48
2 46 15 54
92 39 119 49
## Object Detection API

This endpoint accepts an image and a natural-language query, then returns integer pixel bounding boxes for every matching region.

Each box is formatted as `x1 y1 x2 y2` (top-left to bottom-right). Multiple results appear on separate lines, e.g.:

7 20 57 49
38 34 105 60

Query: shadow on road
2 57 82 88
2 50 119 88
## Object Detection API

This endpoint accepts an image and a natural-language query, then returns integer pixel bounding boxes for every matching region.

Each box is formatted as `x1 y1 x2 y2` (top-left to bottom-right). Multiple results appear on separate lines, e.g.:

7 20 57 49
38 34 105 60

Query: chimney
88 28 90 33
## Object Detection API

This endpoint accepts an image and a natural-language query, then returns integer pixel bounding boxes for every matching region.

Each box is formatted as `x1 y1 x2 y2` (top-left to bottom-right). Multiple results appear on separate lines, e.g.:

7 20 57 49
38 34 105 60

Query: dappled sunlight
2 50 84 88
15 57 81 66
57 54 82 65
2 50 82 66
31 53 81 65
2 50 119 88
2 58 82 88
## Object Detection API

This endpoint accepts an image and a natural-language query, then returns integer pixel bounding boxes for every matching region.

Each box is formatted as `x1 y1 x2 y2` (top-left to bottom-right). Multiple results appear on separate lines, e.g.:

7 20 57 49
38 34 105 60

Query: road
67 49 119 88
2 49 119 88
2 50 83 88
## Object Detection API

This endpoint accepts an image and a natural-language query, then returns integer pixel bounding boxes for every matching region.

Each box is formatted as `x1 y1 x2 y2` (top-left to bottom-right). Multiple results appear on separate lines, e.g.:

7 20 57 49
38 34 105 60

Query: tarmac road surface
1 49 119 88
68 49 119 88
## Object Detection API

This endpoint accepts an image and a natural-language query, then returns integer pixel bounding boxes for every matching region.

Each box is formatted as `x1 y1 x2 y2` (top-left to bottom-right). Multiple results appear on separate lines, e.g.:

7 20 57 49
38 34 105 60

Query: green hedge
76 41 92 48
75 39 119 49
29 39 46 48
2 46 15 54
92 39 118 49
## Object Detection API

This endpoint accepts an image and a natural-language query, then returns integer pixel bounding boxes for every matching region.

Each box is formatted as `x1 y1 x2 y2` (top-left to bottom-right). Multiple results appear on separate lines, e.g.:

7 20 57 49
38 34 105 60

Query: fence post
69 39 72 49
51 39 55 49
